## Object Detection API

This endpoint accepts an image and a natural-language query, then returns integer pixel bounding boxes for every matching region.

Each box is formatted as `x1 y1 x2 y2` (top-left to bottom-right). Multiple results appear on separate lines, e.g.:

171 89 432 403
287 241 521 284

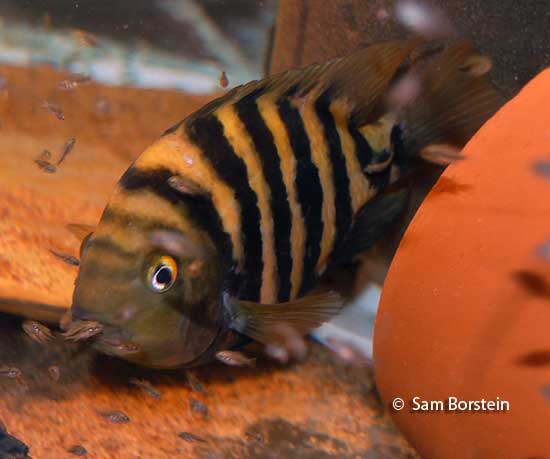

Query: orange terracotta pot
374 70 550 459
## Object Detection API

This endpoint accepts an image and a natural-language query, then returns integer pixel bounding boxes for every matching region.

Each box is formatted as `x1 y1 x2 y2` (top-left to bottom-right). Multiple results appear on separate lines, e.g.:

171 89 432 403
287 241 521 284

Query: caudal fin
398 41 504 163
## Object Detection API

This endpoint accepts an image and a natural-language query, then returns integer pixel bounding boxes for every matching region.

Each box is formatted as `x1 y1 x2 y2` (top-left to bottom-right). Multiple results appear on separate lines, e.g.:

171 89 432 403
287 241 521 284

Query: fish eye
147 256 178 293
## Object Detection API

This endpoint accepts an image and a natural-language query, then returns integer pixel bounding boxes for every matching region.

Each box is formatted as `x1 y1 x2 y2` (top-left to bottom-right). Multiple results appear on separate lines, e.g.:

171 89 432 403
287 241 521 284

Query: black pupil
156 266 172 286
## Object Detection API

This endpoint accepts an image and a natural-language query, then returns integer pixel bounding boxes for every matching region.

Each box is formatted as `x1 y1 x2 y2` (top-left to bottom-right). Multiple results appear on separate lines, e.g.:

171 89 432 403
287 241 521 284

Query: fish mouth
92 334 141 357
64 305 231 368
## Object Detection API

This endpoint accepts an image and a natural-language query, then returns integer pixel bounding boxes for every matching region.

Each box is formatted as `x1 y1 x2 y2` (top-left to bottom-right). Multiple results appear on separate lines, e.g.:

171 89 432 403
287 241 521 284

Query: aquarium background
0 1 549 458
0 0 276 92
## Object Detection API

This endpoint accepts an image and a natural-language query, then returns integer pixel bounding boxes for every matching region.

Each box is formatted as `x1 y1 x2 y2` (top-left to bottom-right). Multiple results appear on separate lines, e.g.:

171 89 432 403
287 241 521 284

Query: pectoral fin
332 189 409 267
225 290 343 345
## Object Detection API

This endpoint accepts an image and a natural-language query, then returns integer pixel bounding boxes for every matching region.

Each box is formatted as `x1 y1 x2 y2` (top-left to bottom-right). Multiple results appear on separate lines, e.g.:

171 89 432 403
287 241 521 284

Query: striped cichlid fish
67 40 502 368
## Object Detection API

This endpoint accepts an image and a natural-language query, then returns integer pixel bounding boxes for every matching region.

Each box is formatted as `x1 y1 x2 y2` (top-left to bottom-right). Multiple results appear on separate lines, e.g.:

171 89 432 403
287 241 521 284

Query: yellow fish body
68 40 502 368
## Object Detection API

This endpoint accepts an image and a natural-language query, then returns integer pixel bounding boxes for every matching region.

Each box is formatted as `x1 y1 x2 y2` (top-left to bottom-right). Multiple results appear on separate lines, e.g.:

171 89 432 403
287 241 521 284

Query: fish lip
92 335 141 357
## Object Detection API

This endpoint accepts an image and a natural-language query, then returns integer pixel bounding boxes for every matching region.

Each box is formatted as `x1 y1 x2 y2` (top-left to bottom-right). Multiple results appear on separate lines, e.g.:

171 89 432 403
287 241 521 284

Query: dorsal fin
183 39 423 126
179 38 501 166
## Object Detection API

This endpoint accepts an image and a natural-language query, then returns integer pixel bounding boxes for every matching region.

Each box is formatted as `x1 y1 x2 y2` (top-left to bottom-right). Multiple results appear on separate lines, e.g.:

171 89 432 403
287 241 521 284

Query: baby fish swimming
57 137 77 166
129 377 161 399
0 366 27 390
41 100 65 120
58 74 91 91
35 158 57 174
0 365 21 379
190 398 208 416
48 365 61 382
67 445 87 456
97 410 130 424
49 249 80 267
186 371 205 394
219 71 229 89
178 431 208 444
62 320 103 342
215 350 256 367
22 320 54 344
69 39 502 368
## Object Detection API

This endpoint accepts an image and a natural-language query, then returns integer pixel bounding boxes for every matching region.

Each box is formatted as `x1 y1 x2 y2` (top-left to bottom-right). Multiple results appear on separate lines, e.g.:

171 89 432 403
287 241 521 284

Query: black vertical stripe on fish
390 124 408 171
349 124 374 171
118 167 232 269
277 95 323 296
186 116 263 302
314 90 353 255
234 89 293 302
